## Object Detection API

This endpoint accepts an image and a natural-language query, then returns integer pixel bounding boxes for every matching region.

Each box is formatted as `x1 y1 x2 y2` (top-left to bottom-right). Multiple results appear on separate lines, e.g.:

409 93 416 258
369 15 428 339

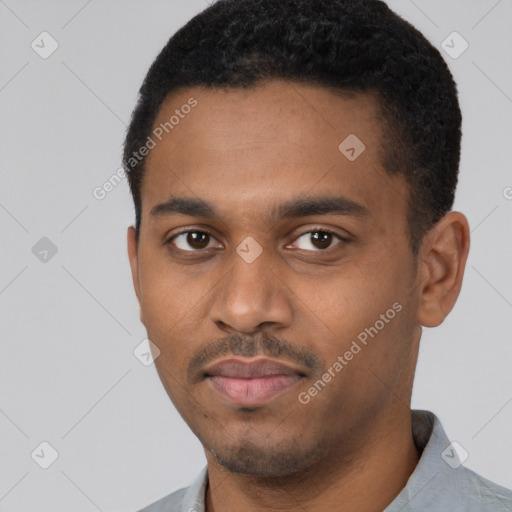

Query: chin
207 436 327 477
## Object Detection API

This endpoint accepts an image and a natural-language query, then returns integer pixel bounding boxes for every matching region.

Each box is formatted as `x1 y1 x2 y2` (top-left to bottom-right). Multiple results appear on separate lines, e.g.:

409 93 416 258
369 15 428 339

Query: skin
127 79 470 512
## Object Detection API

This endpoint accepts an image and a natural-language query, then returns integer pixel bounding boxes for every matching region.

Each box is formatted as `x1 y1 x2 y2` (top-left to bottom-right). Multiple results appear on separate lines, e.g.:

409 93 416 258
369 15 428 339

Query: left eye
290 230 345 251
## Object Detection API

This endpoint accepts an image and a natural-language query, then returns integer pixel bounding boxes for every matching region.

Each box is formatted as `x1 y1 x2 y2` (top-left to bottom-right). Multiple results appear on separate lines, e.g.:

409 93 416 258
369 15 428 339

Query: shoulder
136 486 188 512
463 466 512 511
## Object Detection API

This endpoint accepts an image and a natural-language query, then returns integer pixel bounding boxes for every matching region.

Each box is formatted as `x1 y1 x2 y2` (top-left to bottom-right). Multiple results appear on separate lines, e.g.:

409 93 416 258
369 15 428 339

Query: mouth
203 357 306 408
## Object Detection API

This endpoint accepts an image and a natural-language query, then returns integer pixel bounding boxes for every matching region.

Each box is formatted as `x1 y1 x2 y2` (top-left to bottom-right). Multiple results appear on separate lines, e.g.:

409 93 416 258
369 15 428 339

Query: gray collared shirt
138 410 512 511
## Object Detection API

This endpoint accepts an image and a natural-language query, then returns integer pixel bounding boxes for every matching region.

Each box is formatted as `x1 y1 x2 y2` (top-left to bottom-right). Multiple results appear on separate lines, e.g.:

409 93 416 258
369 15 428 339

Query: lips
204 358 305 379
203 357 305 407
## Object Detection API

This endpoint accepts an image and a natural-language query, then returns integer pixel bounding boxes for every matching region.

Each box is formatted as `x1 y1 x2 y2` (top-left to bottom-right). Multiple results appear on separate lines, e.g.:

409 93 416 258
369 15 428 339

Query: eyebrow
150 194 370 222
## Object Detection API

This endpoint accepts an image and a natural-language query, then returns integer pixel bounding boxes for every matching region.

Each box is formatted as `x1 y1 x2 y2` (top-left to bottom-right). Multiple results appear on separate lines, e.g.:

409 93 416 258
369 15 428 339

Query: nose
209 244 293 334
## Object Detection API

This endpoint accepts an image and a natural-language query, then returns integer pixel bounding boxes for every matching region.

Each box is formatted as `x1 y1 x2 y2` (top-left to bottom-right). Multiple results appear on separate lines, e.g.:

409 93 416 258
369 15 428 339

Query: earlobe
127 226 144 324
415 211 470 328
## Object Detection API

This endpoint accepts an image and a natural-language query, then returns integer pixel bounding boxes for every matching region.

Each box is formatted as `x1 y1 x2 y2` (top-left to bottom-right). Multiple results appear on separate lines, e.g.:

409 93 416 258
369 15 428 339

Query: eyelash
165 227 350 253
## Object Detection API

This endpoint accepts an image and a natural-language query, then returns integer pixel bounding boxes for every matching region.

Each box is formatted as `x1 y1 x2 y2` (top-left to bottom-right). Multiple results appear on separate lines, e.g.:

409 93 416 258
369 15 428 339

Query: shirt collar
180 410 469 512
181 464 208 512
384 409 470 511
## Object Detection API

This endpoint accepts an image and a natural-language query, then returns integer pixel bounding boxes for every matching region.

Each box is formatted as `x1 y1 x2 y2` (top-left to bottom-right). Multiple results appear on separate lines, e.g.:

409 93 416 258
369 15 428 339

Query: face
127 80 424 477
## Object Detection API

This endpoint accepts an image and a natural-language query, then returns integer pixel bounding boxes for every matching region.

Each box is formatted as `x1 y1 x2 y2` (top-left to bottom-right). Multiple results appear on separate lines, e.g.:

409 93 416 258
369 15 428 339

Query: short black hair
123 0 462 255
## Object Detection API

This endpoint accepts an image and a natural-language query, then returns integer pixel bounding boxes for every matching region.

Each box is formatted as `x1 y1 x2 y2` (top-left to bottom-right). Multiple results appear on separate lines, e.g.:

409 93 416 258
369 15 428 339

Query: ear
416 211 470 327
127 225 144 325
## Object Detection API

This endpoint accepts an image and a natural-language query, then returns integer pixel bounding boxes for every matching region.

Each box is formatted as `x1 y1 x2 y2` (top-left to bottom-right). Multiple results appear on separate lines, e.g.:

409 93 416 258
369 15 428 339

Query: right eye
166 229 221 252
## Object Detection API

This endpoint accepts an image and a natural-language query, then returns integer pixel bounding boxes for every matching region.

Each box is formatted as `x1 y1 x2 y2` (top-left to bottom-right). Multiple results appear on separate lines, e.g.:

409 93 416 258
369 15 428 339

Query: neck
204 408 421 512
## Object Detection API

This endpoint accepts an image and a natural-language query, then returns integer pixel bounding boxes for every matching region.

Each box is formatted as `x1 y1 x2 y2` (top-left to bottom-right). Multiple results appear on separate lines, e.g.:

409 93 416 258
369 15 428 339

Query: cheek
302 309 412 434
301 263 411 384
137 269 195 373
300 265 402 340
138 252 188 326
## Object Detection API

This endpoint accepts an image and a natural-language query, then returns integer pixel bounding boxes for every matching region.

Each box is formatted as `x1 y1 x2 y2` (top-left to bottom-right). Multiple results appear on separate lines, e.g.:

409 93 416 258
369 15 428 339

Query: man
124 0 512 510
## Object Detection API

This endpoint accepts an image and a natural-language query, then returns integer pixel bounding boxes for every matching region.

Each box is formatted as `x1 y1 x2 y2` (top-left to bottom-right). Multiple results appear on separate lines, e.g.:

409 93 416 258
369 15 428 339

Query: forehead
141 80 409 230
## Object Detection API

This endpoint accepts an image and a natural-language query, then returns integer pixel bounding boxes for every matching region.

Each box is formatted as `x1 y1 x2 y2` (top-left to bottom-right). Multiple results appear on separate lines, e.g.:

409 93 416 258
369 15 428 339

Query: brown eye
292 229 345 251
311 231 334 250
168 230 216 251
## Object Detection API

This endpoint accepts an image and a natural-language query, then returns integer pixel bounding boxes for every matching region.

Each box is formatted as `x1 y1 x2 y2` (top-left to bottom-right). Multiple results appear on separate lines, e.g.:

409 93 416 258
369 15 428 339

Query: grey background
0 0 511 510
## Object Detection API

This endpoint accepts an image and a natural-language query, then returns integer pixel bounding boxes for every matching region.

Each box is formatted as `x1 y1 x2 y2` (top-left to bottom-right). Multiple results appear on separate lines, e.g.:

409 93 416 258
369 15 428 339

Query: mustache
187 332 323 383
